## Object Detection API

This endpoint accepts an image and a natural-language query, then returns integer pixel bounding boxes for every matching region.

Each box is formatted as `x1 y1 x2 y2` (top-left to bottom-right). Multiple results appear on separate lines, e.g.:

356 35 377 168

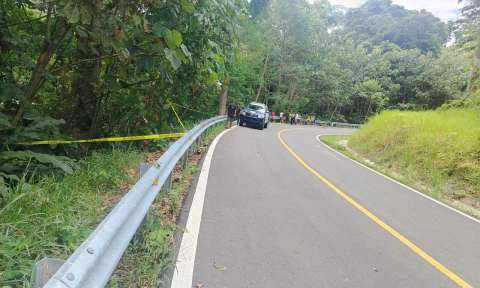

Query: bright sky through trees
324 0 459 21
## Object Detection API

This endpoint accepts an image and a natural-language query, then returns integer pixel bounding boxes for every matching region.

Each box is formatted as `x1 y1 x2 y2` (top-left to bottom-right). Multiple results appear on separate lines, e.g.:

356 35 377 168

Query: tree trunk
329 103 338 121
70 44 102 132
287 80 297 101
12 17 68 128
256 54 269 102
70 0 103 134
366 98 373 121
218 74 229 115
12 46 52 127
466 67 479 93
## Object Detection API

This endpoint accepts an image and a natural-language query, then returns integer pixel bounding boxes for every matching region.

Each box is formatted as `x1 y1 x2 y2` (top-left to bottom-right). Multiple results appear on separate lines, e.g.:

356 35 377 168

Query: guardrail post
134 163 152 243
198 135 203 150
190 141 196 156
186 146 191 158
31 258 65 288
139 163 151 179
195 137 201 153
181 153 188 169
164 172 173 192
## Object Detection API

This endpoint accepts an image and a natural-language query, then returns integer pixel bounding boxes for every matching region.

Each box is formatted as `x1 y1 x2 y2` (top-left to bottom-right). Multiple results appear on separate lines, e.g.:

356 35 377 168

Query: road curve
186 123 480 288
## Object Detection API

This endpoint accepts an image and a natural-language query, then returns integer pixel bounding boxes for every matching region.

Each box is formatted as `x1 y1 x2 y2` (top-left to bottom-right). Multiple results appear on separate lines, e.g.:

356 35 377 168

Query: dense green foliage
2 0 480 187
343 0 448 53
349 109 480 205
232 0 479 123
0 0 246 193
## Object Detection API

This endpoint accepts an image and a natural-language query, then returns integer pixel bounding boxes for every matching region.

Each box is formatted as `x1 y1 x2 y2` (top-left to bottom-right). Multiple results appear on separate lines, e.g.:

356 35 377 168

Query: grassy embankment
0 123 226 288
0 149 144 287
321 109 480 218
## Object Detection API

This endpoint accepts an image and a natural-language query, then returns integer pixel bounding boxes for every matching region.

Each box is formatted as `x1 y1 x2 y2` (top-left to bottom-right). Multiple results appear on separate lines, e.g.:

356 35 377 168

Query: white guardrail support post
37 116 226 288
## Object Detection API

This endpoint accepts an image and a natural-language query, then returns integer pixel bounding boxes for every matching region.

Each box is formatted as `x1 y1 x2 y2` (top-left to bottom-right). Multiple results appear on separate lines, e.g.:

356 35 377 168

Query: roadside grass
320 135 350 154
0 122 225 288
0 149 144 287
321 135 415 185
321 109 480 219
108 124 226 288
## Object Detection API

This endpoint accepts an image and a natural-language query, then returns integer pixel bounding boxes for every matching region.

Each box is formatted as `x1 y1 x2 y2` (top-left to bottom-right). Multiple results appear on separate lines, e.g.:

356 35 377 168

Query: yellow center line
277 129 472 288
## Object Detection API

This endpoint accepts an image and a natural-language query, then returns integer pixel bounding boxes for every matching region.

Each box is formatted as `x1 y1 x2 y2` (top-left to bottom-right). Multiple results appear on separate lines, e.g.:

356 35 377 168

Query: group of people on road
274 112 316 125
226 103 317 128
277 112 302 125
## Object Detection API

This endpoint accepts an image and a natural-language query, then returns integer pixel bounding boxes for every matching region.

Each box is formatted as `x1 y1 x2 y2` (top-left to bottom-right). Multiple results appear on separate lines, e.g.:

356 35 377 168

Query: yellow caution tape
168 101 186 132
17 132 185 146
17 99 202 146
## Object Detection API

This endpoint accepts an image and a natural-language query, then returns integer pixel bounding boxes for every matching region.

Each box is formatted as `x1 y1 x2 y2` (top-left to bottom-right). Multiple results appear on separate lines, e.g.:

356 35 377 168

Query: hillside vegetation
2 0 479 190
0 149 143 286
349 109 480 205
2 0 480 284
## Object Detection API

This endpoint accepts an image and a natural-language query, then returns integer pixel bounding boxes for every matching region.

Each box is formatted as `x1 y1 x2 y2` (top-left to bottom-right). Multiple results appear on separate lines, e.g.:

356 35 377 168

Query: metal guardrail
41 116 227 288
314 120 362 129
331 122 362 129
315 120 330 126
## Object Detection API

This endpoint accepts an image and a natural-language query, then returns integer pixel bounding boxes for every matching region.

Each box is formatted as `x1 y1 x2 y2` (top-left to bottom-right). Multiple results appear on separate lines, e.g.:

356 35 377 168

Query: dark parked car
239 102 270 130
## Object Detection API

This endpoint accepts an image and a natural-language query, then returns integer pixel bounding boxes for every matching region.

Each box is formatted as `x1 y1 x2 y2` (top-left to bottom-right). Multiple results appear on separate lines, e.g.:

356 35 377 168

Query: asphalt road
189 123 480 288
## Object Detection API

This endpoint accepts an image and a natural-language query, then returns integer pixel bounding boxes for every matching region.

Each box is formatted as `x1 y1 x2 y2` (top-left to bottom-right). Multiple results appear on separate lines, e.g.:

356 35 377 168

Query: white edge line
315 134 480 225
170 127 234 288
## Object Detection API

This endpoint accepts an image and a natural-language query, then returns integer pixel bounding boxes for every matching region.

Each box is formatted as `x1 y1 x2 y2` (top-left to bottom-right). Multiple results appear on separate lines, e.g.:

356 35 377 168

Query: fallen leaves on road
213 262 227 271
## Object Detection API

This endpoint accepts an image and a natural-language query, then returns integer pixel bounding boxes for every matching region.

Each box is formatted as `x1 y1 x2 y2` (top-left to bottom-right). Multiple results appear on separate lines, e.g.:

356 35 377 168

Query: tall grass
350 109 480 201
0 149 144 287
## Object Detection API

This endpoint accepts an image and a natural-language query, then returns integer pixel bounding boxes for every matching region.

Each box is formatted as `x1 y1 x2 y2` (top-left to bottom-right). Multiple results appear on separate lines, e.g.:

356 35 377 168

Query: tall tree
343 0 448 54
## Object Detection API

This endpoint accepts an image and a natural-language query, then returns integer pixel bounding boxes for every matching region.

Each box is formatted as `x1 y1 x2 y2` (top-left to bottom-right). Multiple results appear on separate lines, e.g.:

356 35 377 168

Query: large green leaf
70 6 80 24
213 53 225 65
152 22 168 38
0 151 74 174
164 48 182 70
208 71 219 84
22 114 65 131
180 44 192 62
166 30 183 50
179 0 195 14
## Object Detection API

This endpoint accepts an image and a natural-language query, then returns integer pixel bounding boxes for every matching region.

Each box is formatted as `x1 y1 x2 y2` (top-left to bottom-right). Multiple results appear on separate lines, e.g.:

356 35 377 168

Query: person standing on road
227 104 236 128
235 104 241 125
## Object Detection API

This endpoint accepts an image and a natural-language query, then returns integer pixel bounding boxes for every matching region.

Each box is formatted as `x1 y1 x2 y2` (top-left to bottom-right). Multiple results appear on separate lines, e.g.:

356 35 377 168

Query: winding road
173 123 480 288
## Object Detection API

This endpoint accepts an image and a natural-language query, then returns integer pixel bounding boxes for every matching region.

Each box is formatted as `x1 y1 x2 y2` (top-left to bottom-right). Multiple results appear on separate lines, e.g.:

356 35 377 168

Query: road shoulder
319 134 480 222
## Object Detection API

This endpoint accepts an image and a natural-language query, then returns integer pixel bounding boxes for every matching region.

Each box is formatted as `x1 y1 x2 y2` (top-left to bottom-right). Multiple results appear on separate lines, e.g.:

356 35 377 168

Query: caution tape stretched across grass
17 100 206 146
17 132 185 146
